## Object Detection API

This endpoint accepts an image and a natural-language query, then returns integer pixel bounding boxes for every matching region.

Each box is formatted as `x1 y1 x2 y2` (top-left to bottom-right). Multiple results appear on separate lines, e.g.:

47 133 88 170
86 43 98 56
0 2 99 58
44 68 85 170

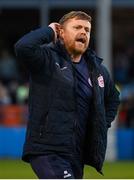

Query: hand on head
48 22 61 43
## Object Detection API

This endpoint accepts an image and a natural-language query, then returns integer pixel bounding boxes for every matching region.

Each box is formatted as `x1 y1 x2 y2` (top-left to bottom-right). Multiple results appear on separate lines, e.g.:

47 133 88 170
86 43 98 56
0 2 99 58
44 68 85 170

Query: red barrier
0 105 28 126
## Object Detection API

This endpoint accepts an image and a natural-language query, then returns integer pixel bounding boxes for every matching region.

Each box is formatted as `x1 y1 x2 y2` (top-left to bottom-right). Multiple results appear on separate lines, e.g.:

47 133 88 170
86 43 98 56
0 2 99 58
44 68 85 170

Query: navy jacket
15 27 120 173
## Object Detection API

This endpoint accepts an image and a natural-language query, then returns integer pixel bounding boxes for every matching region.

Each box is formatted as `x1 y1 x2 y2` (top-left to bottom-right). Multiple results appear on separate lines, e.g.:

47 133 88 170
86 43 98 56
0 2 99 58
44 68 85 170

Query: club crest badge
98 75 104 88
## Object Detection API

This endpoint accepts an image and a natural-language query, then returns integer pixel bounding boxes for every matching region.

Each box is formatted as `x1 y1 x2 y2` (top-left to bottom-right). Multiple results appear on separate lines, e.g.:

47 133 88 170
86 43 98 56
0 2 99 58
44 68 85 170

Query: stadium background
0 0 134 178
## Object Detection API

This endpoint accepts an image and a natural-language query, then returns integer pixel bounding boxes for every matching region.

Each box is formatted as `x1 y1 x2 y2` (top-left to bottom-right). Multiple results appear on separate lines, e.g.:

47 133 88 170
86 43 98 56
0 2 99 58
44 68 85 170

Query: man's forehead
67 18 91 26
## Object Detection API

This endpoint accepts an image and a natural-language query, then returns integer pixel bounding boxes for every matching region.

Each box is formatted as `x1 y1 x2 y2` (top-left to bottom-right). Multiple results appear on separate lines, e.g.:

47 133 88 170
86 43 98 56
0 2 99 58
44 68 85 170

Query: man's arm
14 23 60 73
103 67 120 128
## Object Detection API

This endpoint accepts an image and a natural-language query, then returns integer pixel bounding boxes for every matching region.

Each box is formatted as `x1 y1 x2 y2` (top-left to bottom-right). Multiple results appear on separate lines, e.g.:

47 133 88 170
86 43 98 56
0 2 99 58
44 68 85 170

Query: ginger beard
73 34 89 54
59 19 91 56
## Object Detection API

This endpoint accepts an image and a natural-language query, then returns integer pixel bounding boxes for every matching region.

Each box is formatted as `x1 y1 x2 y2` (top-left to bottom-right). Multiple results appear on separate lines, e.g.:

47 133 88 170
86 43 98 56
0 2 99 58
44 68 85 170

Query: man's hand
48 22 61 43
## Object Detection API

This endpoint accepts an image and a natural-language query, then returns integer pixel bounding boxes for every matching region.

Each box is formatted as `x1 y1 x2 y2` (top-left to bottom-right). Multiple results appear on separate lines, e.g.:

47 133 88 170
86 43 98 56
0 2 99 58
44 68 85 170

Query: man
15 11 120 179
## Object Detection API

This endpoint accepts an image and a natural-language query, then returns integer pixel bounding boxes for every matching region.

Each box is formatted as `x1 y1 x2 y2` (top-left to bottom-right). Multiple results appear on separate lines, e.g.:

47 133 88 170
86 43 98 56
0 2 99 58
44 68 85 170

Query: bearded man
15 11 120 179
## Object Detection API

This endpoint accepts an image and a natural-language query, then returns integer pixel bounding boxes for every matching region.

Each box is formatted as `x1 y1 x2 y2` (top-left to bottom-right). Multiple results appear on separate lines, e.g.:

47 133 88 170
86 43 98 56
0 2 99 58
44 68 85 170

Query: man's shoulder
40 43 58 57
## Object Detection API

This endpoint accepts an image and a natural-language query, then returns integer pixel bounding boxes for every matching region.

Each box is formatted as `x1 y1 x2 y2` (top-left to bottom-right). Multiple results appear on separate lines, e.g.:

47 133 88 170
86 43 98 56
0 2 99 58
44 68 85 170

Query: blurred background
0 0 134 178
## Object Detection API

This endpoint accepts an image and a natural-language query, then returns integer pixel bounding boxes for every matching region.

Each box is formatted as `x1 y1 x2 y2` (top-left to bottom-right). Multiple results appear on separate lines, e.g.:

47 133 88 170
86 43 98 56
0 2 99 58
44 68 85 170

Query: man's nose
80 28 86 34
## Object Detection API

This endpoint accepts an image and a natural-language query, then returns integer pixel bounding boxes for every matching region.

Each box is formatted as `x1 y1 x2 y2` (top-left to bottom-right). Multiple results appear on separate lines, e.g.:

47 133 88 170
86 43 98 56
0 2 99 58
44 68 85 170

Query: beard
68 40 88 55
62 35 89 56
75 41 87 53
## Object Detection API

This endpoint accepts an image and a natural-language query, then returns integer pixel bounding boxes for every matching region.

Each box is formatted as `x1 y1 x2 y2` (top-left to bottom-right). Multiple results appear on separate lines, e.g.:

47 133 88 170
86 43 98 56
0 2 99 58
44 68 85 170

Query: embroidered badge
55 62 67 70
98 75 104 87
88 77 92 87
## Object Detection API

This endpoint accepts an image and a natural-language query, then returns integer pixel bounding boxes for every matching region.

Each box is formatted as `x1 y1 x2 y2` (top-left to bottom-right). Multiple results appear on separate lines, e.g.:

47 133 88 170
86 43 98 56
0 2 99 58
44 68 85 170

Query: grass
0 159 134 179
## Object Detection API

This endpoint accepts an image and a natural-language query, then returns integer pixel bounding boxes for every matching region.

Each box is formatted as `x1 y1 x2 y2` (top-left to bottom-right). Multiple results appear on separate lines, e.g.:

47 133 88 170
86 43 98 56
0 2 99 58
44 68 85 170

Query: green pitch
0 159 134 179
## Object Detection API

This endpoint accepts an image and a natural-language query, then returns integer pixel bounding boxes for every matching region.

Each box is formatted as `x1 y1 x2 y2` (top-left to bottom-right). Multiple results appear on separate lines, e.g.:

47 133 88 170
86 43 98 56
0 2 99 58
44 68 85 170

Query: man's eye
85 28 90 33
74 26 80 29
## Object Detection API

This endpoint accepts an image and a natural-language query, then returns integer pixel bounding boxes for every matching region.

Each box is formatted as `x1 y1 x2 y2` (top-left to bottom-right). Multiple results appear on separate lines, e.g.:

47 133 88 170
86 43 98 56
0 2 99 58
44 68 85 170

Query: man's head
58 11 92 59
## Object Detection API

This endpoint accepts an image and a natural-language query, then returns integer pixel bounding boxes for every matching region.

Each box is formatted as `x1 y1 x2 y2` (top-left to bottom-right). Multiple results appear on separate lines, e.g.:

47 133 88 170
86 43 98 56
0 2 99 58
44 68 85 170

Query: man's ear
58 26 64 38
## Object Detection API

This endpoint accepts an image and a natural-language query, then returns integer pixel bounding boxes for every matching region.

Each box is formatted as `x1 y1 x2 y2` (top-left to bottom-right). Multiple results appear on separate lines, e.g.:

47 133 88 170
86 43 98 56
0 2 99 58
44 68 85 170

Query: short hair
59 11 92 25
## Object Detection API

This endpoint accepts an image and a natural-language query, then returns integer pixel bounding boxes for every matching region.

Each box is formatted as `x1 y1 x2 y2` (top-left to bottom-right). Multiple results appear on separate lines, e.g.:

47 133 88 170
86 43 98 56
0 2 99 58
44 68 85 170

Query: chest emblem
55 62 67 70
88 77 93 87
98 75 104 88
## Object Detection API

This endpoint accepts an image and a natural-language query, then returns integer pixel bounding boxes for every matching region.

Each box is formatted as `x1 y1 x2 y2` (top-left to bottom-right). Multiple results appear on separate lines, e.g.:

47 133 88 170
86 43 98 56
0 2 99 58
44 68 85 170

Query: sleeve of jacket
14 27 55 73
102 66 120 128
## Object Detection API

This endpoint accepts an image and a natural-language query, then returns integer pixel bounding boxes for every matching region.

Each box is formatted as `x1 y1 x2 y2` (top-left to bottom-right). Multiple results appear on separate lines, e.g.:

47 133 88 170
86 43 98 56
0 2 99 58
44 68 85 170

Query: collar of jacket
49 40 103 66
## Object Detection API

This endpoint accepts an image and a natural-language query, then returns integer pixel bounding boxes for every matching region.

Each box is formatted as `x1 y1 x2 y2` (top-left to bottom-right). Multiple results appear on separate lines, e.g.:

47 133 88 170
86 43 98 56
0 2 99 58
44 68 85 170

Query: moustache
75 35 87 44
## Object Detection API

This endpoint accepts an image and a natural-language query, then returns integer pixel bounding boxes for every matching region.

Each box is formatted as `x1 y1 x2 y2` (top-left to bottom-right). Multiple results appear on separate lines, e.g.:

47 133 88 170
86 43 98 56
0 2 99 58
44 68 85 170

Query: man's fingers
48 23 61 42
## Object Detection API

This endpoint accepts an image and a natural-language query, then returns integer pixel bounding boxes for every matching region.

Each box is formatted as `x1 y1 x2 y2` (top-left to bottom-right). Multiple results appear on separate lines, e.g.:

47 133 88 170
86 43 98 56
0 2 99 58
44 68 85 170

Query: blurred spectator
118 97 134 128
118 83 134 128
0 82 11 105
120 83 134 100
8 80 19 104
127 44 134 82
126 96 134 128
0 49 19 84
118 99 128 127
16 83 29 104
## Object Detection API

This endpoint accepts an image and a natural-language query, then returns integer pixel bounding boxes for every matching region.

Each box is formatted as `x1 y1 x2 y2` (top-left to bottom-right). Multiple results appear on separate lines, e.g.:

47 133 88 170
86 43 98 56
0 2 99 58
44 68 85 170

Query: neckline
72 57 83 64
